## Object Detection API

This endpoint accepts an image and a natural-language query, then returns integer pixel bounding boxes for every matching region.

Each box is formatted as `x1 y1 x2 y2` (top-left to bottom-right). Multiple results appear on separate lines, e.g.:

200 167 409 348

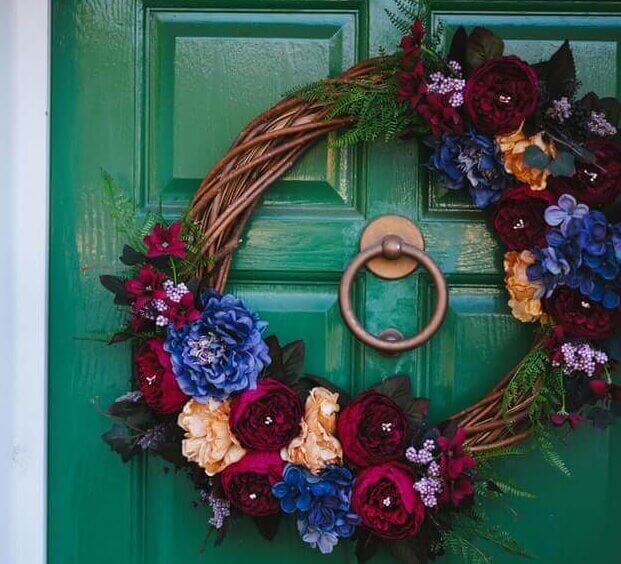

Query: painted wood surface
49 1 621 563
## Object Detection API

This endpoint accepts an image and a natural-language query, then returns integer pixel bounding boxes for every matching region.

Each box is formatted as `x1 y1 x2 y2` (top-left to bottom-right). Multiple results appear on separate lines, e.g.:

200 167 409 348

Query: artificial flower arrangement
98 1 621 561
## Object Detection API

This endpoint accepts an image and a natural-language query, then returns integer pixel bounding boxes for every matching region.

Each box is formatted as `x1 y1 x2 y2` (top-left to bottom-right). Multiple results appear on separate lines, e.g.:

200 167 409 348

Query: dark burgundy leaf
264 335 285 380
102 424 140 463
447 26 468 69
388 538 426 564
465 27 504 69
99 274 127 296
355 530 381 563
119 244 146 266
544 40 577 99
281 340 305 383
109 329 133 344
253 514 281 541
108 398 156 431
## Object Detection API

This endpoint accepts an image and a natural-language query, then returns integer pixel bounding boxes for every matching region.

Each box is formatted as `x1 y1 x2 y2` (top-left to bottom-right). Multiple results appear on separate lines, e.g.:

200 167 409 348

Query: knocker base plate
359 214 425 280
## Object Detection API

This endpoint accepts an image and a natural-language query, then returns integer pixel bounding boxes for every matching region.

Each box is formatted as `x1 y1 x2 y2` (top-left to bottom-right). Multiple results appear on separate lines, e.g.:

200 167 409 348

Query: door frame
0 1 49 564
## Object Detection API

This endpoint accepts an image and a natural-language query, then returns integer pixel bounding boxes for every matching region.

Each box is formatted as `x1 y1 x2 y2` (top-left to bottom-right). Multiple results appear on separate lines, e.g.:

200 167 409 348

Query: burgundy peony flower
549 140 621 206
437 427 476 507
464 56 538 135
220 451 284 516
491 183 555 250
229 378 303 451
167 292 201 329
544 287 618 340
351 462 425 540
125 264 166 310
336 390 409 468
134 338 189 413
144 221 186 259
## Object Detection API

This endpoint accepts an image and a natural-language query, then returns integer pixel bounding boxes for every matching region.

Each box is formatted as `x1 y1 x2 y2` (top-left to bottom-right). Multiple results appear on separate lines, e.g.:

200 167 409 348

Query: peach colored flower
282 387 342 474
504 250 545 323
178 398 246 476
497 128 556 190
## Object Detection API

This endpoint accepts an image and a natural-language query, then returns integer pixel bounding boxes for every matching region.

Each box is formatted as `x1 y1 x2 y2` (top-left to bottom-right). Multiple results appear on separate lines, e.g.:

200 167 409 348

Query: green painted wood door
49 1 621 562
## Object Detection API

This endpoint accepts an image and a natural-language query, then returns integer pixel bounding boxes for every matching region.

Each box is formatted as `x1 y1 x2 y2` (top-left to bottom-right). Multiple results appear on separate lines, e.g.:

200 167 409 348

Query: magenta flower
551 412 584 430
125 264 166 310
144 222 186 259
437 427 476 507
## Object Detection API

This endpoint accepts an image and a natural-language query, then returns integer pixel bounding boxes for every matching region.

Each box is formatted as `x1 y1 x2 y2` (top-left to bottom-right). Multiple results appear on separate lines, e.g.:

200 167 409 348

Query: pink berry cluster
204 492 231 529
552 341 609 377
406 438 435 464
426 60 466 108
137 279 191 327
407 439 444 507
587 111 617 137
546 96 572 123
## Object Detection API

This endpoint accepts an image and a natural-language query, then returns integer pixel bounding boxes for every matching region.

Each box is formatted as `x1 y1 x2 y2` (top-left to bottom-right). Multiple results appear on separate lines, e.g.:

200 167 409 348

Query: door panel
49 1 621 563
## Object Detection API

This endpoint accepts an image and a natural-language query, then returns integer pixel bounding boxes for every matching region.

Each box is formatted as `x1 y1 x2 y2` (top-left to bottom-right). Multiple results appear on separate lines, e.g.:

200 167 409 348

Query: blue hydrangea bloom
273 464 360 553
164 290 270 401
272 465 316 513
528 204 621 308
544 194 589 236
426 128 512 209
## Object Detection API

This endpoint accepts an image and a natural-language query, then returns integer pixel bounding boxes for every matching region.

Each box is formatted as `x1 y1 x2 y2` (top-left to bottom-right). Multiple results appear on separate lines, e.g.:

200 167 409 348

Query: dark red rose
549 140 621 206
491 183 555 250
544 287 618 340
437 427 476 507
464 56 538 135
229 378 303 451
134 338 189 413
336 390 409 468
144 221 186 259
167 292 201 329
125 264 166 310
351 462 425 540
220 452 283 516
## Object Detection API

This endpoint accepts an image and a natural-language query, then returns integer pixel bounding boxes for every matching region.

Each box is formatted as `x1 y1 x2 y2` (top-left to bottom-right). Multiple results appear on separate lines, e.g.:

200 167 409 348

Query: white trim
0 1 49 564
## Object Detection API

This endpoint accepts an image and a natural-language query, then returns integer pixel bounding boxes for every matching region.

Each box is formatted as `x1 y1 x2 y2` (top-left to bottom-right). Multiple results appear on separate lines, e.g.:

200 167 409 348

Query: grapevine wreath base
99 1 621 561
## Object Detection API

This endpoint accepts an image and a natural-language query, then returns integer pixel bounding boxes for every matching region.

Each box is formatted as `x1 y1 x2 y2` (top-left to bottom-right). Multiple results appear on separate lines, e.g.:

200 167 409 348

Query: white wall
0 1 49 563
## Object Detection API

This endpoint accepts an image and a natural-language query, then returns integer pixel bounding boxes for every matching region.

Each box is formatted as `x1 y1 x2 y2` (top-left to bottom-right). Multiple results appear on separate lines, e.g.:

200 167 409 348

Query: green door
49 1 621 562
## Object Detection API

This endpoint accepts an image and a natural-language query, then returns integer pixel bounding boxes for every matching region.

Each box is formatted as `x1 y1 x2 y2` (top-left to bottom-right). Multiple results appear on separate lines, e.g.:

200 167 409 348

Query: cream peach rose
282 386 342 473
504 250 545 323
497 128 556 190
177 398 246 476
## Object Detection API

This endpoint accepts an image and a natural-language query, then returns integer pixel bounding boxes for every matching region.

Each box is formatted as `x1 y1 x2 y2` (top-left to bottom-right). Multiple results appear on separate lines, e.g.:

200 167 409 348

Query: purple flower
544 194 589 236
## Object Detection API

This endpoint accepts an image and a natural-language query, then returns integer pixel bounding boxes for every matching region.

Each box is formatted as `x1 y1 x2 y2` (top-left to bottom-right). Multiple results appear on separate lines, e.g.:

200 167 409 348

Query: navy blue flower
272 465 315 513
427 128 512 208
164 290 270 401
579 211 608 257
273 464 360 553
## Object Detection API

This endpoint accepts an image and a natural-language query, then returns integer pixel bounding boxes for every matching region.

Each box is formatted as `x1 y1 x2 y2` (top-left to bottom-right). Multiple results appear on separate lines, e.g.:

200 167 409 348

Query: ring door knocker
338 214 449 354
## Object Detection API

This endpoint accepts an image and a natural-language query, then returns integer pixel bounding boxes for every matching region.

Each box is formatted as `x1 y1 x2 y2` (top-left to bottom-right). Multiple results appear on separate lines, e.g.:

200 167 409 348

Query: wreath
98 1 621 561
